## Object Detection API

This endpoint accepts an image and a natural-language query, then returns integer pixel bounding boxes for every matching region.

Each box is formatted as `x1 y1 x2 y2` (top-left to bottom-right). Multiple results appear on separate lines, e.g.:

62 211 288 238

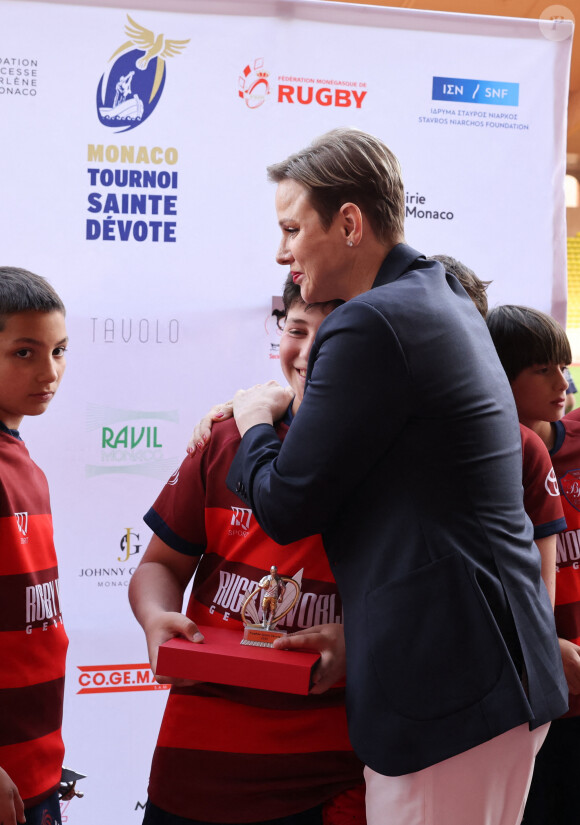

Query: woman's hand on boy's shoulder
187 401 234 457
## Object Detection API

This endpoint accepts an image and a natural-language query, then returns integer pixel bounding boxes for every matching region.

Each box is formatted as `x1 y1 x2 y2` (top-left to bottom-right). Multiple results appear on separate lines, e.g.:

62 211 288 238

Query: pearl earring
347 240 353 247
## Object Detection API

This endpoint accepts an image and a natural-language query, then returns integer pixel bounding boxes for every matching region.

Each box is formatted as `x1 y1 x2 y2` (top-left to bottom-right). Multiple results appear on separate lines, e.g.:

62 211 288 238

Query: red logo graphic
238 60 368 111
238 58 270 108
277 81 367 108
77 663 170 694
559 469 580 511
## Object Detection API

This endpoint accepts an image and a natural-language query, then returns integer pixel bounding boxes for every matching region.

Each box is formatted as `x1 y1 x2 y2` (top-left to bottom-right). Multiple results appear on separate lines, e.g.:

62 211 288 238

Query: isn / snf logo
97 15 190 132
432 77 519 107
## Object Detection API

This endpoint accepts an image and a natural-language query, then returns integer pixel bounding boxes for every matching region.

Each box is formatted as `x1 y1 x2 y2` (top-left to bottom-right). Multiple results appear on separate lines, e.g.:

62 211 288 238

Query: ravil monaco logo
97 15 190 132
85 402 179 479
77 663 170 694
238 59 367 111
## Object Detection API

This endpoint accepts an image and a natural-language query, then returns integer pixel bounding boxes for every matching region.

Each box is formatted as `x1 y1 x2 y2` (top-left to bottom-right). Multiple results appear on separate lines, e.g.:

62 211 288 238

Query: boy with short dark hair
0 267 69 825
129 276 365 825
487 304 579 825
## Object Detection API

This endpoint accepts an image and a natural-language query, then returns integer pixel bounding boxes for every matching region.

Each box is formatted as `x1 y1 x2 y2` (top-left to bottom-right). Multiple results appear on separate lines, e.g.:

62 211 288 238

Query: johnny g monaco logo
85 402 179 479
97 15 190 132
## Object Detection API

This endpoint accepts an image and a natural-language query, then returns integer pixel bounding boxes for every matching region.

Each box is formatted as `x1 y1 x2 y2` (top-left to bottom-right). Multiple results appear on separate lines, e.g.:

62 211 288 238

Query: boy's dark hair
430 254 491 319
272 273 343 330
486 304 571 382
0 267 65 330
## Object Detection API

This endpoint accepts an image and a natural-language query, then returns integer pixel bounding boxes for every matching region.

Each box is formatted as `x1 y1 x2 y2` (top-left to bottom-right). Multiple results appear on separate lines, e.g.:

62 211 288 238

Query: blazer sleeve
226 298 412 543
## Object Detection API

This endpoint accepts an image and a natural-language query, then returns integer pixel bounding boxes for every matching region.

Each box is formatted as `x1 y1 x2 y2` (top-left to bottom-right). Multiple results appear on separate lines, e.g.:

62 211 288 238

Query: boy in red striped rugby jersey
0 267 68 825
129 277 365 825
487 305 579 825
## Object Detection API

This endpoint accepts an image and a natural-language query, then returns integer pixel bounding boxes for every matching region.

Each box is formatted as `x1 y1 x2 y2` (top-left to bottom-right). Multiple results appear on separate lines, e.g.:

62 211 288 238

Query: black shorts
142 799 324 825
25 792 62 825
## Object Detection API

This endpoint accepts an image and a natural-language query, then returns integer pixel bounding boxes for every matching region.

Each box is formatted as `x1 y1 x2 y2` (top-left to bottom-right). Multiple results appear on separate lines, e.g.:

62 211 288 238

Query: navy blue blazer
227 244 567 775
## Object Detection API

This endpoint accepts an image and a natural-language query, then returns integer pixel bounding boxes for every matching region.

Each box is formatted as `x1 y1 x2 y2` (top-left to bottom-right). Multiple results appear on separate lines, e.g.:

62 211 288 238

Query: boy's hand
273 623 346 695
559 638 580 694
186 402 233 457
145 611 204 687
0 767 25 825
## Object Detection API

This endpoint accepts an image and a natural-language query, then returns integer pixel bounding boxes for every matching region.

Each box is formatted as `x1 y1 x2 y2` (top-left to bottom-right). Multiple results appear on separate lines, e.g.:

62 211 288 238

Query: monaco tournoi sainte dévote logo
97 15 190 132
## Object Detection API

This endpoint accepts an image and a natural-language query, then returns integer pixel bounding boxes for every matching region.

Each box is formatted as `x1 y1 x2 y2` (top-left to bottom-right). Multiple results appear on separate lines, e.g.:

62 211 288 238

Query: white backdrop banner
0 0 573 821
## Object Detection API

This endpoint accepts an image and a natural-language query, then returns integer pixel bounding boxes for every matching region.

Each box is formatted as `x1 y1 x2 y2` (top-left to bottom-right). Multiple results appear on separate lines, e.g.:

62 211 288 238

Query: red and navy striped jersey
144 418 363 822
0 426 68 807
521 424 566 539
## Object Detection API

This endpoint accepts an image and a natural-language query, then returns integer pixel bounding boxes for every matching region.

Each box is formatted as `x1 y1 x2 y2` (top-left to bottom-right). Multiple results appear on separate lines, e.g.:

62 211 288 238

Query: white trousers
364 722 549 825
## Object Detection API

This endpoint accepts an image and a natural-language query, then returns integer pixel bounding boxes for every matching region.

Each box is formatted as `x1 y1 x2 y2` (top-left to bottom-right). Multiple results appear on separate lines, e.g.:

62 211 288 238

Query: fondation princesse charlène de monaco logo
96 15 190 132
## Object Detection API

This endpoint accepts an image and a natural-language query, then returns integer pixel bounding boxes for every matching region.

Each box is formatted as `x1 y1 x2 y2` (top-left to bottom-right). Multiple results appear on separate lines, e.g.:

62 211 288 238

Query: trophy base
241 624 287 647
157 627 320 695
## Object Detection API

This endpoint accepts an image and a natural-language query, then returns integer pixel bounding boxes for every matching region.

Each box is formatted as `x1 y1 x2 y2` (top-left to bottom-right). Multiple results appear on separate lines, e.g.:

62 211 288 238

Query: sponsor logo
77 663 170 693
432 76 519 107
238 58 270 108
97 15 189 132
277 78 367 108
545 468 560 497
85 144 181 244
15 511 28 543
25 576 63 633
230 506 252 533
167 468 180 486
405 190 454 222
420 107 529 132
556 528 580 570
85 403 179 479
77 524 147 586
118 528 142 563
208 568 343 627
238 59 367 111
78 566 138 586
91 316 179 344
0 56 37 97
559 469 580 511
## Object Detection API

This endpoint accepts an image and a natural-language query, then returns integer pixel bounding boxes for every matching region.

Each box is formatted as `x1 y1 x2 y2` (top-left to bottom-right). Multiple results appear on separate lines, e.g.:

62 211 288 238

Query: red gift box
156 625 320 695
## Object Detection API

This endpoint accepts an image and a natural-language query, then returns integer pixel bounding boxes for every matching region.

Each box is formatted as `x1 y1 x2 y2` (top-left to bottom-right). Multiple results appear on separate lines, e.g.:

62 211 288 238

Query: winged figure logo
97 15 190 132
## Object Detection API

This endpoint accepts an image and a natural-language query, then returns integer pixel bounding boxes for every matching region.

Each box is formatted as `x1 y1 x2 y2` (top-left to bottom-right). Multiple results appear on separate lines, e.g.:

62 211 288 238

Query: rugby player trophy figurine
240 565 301 647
